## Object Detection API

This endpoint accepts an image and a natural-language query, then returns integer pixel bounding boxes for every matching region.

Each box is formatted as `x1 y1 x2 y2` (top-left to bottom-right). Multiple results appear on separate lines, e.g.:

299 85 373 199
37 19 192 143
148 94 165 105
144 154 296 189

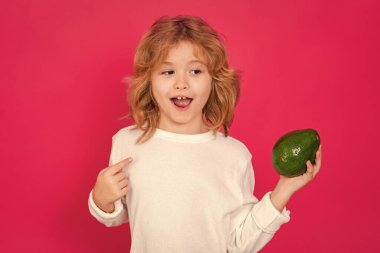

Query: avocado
272 129 320 177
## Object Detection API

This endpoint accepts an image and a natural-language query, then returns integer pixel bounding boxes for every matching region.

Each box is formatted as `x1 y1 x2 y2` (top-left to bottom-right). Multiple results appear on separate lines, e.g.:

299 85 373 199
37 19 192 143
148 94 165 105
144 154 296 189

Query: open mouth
170 96 193 108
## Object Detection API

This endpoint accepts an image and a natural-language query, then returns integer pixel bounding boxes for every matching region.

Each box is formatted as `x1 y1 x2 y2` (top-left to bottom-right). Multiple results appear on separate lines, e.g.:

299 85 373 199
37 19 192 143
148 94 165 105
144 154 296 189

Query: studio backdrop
0 0 379 252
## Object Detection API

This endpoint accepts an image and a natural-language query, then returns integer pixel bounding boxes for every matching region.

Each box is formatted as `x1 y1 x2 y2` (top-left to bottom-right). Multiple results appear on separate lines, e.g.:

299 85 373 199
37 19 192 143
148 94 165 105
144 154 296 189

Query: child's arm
227 145 322 253
227 163 290 253
88 189 129 227
88 157 132 227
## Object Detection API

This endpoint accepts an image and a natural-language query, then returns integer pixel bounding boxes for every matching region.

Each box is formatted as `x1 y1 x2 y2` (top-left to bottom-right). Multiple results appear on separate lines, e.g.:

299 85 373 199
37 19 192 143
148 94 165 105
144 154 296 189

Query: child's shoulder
215 132 252 159
112 124 142 142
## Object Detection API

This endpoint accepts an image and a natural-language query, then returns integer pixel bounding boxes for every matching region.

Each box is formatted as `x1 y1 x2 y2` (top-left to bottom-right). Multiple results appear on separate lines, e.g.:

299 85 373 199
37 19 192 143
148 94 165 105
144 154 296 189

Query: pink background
1 0 379 252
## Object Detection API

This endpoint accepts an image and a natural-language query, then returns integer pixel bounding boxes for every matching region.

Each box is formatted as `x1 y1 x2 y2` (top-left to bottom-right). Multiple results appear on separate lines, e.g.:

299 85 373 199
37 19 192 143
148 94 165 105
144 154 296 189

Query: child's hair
124 15 240 144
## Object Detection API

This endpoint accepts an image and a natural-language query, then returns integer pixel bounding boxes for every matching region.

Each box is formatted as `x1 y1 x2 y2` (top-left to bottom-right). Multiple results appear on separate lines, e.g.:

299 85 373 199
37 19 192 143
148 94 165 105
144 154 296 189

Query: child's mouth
170 97 193 110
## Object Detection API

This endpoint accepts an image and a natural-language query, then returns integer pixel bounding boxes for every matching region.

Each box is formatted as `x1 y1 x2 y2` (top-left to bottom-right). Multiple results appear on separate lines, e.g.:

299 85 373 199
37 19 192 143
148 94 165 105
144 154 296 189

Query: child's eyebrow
162 60 206 66
188 60 206 65
161 61 174 66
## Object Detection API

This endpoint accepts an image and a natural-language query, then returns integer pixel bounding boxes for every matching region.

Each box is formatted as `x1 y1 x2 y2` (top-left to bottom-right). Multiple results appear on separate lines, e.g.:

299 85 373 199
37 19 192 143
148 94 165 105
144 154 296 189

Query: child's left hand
270 145 322 212
279 144 322 193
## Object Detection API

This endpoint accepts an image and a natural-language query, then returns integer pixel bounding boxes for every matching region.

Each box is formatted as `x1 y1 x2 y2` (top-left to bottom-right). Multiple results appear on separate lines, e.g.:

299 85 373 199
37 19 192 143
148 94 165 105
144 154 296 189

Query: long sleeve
88 134 129 227
227 159 290 253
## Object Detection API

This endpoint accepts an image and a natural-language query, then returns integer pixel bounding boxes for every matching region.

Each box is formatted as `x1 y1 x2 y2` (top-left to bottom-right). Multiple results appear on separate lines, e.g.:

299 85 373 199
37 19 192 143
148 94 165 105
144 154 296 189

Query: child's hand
279 144 322 193
270 145 322 212
92 157 133 213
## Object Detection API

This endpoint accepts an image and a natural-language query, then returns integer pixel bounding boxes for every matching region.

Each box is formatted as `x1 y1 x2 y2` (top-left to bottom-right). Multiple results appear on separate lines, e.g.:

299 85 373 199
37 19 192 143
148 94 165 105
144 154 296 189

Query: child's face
151 41 212 133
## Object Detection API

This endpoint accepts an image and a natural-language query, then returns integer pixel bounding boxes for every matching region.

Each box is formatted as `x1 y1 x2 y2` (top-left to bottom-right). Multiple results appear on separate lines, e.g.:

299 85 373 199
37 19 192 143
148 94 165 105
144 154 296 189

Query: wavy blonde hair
123 15 240 144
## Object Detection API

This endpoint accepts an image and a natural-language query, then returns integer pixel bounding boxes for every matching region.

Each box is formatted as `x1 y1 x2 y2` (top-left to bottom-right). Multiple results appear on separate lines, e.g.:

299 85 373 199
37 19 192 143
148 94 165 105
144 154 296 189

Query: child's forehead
156 41 208 66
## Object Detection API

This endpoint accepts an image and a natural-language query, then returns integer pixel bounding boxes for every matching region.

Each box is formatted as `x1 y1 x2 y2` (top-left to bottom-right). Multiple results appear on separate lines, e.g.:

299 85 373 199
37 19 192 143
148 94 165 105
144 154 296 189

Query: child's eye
161 70 174 75
190 69 202 75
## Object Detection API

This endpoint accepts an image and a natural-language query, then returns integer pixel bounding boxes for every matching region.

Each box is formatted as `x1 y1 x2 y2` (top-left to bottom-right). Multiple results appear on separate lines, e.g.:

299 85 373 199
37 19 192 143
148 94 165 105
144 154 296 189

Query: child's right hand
92 157 133 213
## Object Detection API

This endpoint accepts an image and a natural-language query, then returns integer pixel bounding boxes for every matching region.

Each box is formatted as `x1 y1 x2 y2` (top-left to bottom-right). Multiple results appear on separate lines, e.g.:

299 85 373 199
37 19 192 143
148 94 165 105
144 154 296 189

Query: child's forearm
270 179 295 212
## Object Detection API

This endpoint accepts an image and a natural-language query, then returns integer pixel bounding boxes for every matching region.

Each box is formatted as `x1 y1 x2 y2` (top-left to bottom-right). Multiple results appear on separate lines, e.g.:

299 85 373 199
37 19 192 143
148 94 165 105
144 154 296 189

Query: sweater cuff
252 191 291 234
88 189 123 219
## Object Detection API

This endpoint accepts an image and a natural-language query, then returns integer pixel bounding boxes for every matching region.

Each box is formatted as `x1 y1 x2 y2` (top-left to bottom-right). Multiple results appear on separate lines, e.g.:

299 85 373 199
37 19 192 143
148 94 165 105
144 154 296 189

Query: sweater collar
153 127 217 143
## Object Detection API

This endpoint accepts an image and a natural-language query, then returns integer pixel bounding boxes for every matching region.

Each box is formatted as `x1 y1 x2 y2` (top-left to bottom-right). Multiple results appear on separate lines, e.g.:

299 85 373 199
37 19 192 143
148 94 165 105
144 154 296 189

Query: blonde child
88 15 322 253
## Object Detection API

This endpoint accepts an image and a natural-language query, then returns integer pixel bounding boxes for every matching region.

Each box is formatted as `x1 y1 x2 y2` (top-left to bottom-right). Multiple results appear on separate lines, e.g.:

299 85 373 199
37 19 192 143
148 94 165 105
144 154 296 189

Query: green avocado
272 129 320 177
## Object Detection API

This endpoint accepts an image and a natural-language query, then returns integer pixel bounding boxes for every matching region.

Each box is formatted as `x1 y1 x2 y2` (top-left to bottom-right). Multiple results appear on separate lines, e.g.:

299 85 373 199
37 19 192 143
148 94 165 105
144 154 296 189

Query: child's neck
157 122 209 135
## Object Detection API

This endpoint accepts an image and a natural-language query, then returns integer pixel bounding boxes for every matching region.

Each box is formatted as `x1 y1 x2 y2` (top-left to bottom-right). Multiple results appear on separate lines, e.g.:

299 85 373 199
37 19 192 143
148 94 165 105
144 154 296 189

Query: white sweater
88 125 290 253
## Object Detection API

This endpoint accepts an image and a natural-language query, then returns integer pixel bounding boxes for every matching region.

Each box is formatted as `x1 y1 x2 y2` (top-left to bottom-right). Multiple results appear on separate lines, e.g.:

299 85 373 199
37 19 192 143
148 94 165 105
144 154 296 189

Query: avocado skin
272 129 320 177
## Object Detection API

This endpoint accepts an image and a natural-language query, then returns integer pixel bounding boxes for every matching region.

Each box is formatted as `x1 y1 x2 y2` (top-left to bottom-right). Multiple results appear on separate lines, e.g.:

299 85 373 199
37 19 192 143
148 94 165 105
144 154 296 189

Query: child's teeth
175 96 189 100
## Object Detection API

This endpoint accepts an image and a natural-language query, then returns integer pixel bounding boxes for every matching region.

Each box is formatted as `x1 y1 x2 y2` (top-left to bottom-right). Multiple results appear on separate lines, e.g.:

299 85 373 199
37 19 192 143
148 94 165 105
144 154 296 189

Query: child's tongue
173 98 192 107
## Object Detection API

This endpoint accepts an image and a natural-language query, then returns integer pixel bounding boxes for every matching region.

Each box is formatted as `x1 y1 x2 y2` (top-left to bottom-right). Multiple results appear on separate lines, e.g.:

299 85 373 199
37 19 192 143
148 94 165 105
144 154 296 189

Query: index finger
315 145 322 166
109 157 133 174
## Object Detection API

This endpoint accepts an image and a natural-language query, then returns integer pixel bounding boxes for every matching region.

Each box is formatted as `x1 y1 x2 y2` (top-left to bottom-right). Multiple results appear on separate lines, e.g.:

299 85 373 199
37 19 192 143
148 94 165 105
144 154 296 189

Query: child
88 15 322 253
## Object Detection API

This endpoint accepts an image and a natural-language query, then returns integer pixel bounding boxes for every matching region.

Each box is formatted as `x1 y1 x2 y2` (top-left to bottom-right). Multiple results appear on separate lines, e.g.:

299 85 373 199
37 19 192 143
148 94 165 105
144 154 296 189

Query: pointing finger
109 157 133 174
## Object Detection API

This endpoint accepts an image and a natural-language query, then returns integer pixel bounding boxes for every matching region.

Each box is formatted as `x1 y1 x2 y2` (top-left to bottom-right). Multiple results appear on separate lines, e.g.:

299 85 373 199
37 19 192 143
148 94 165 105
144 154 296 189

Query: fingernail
127 157 133 161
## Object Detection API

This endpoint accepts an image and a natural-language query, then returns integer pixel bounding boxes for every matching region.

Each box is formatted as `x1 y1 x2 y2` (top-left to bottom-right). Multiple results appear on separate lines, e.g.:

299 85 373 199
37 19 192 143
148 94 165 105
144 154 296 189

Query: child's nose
174 74 189 90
